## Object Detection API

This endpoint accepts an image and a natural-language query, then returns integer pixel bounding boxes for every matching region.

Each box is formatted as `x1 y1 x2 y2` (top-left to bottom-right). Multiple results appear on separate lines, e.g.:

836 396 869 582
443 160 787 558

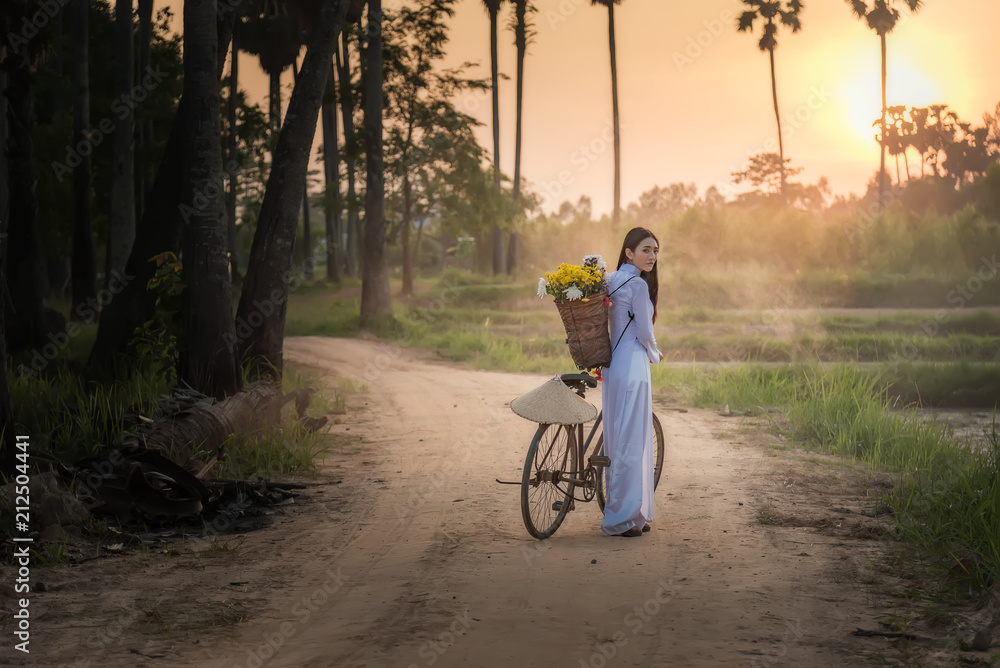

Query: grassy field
21 269 1000 593
282 271 1000 593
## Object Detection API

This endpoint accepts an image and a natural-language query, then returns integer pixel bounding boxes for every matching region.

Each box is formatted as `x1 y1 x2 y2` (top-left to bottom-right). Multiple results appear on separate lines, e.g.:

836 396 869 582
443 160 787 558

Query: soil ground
3 337 991 667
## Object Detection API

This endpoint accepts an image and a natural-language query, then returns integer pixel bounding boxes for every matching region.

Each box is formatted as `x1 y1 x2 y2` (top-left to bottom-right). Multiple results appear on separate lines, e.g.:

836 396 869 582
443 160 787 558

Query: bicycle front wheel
596 412 666 512
521 423 577 539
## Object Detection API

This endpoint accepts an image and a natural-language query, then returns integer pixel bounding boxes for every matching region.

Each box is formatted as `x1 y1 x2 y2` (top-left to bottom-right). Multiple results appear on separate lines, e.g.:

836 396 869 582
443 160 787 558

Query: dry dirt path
15 336 903 667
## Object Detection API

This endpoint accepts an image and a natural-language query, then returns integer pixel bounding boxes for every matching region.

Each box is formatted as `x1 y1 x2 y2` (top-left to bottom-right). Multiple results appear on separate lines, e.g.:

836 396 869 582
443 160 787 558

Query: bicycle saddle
560 373 598 388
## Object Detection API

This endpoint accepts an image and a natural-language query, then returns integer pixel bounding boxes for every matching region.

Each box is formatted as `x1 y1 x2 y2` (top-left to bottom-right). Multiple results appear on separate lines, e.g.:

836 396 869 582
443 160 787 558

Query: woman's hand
658 351 664 362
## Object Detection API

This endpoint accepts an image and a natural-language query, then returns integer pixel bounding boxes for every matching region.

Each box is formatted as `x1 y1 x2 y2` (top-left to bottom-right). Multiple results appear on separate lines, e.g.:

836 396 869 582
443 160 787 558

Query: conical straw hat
510 376 598 425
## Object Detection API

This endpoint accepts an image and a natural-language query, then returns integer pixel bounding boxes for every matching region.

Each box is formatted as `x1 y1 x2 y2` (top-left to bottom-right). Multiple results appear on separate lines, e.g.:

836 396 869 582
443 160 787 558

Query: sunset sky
162 0 1000 215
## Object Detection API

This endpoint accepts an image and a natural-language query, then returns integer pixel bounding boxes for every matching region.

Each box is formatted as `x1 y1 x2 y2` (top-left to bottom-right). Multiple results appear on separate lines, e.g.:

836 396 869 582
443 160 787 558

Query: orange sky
162 0 1000 215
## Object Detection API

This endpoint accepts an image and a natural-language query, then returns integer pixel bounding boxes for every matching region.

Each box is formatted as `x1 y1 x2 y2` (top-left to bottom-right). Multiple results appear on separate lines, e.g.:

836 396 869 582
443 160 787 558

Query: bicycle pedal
589 455 611 468
552 501 564 511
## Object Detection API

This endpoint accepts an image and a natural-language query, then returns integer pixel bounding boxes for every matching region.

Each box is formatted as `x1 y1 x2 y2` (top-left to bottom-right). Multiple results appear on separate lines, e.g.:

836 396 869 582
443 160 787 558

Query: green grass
692 362 999 591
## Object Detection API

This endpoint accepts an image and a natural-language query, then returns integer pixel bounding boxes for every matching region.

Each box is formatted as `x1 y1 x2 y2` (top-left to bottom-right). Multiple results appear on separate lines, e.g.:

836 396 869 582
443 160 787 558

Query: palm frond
758 22 777 51
590 0 623 6
737 11 756 32
846 0 869 19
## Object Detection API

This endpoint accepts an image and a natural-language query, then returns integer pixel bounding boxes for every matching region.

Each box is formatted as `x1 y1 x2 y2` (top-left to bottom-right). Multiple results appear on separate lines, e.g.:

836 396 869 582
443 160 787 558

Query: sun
842 58 940 143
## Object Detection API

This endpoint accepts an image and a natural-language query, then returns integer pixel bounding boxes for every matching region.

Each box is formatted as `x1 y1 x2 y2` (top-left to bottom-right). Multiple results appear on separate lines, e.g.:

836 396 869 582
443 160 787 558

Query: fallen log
59 380 325 523
128 380 283 464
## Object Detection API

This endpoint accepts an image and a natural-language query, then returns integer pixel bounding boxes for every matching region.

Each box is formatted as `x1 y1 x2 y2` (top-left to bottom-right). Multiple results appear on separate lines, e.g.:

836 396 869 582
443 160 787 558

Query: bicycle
514 371 665 539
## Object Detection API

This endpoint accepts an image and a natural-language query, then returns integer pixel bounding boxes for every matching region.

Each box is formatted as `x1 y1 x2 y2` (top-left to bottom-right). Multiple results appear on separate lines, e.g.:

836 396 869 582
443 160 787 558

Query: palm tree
137 0 155 214
508 0 535 274
108 0 136 290
846 0 922 209
591 0 623 229
236 0 350 374
181 0 241 396
359 0 392 326
321 58 342 282
72 0 97 319
227 19 243 284
482 0 506 274
737 0 803 206
90 10 239 366
337 15 363 277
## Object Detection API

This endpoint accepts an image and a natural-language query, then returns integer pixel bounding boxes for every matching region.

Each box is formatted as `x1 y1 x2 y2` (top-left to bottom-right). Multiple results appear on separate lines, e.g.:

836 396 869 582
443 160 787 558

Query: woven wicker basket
555 289 611 370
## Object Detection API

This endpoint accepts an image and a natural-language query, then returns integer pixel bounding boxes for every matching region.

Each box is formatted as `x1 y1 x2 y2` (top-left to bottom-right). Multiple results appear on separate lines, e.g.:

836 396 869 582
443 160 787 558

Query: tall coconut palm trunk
236 0 350 376
0 60 12 478
509 0 530 275
607 2 621 230
4 44 45 350
90 10 238 366
488 5 505 274
769 46 786 206
72 0 97 318
108 0 136 290
227 26 243 285
291 61 315 281
878 31 887 208
321 59 342 282
359 0 392 326
337 31 359 277
269 72 282 136
137 0 154 215
181 0 241 397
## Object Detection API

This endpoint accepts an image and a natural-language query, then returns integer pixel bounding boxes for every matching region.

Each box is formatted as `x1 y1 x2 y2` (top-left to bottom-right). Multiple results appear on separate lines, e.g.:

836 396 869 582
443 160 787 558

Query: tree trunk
608 3 621 230
401 173 413 295
108 0 136 289
0 64 13 481
89 11 237 366
269 71 282 137
137 0 154 216
4 43 45 350
509 0 526 276
181 0 241 398
337 32 358 277
227 26 242 285
124 381 282 454
359 0 391 326
322 59 342 282
291 61 314 281
769 44 786 206
878 31 887 210
489 8 505 276
903 148 911 182
236 0 350 378
72 0 97 320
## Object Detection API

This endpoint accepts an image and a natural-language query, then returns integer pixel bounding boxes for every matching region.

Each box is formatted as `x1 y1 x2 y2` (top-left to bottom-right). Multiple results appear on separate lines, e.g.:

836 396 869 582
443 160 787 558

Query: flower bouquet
538 255 612 370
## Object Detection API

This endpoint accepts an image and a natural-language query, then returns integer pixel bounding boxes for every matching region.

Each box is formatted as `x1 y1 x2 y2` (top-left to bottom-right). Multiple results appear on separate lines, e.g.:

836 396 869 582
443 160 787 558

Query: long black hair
616 226 660 324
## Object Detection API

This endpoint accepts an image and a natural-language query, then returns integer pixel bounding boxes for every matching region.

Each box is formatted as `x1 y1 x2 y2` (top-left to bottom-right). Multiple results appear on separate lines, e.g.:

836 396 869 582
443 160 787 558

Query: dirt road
18 337 903 667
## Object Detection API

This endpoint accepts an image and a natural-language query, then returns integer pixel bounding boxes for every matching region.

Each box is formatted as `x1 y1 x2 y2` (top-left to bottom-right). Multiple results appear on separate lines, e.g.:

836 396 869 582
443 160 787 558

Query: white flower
537 277 548 298
563 286 584 301
583 254 607 272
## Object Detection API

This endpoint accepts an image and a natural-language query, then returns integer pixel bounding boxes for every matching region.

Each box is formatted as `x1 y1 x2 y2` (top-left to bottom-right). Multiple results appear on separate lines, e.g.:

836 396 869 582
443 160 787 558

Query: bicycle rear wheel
521 423 577 539
596 412 665 512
